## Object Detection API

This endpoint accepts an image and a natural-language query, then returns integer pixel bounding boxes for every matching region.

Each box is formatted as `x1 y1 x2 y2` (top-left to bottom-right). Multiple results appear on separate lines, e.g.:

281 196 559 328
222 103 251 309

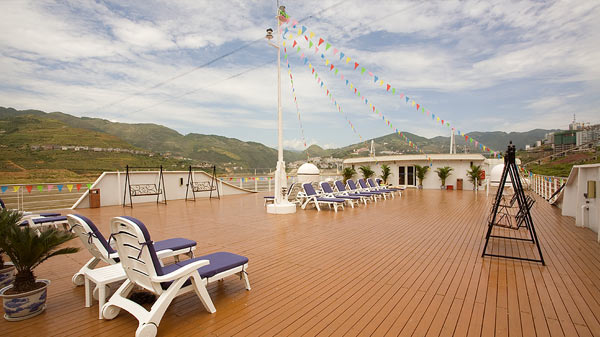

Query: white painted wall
72 170 254 209
349 158 486 190
560 164 600 240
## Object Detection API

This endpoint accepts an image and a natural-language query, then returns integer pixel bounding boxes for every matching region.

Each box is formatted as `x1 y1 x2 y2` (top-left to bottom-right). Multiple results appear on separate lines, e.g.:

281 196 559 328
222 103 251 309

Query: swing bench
123 165 167 208
185 165 220 201
482 142 545 265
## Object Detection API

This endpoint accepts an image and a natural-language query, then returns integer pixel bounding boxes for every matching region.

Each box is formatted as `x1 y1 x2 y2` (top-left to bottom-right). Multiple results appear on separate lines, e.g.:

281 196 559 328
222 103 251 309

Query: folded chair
101 216 250 337
376 178 405 196
264 182 297 206
366 178 397 198
347 179 384 200
334 180 376 203
67 214 197 286
301 183 346 212
320 182 362 207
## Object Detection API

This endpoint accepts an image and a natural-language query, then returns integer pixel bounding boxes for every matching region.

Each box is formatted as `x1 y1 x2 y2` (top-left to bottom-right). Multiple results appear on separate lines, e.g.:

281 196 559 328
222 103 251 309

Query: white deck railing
530 173 568 200
219 174 343 192
0 182 93 211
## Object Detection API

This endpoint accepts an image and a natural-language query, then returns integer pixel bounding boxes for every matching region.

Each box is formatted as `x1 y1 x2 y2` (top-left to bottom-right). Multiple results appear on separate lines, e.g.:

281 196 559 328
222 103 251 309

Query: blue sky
1 0 599 151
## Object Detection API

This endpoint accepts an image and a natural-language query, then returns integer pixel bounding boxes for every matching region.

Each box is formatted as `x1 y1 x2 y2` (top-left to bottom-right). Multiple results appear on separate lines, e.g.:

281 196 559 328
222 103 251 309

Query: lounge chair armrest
156 249 174 259
151 259 210 282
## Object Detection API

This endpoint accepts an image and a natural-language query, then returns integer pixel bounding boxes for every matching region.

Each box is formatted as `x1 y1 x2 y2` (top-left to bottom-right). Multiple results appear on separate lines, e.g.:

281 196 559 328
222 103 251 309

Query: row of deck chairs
67 214 250 337
299 178 403 212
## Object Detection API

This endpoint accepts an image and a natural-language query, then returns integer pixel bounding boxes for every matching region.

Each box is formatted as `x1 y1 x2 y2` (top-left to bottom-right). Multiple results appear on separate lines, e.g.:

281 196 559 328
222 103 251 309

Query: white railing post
239 178 243 189
269 178 272 192
255 178 258 192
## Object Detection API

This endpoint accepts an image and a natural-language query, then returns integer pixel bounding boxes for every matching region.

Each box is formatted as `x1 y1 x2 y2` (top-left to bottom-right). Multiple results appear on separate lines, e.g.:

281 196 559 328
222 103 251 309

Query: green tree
466 165 483 190
342 167 356 184
435 166 454 188
358 165 375 179
380 164 391 184
415 165 430 188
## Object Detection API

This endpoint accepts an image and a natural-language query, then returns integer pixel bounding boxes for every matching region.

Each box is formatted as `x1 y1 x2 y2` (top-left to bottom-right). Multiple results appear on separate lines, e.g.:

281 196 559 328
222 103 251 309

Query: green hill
0 106 558 173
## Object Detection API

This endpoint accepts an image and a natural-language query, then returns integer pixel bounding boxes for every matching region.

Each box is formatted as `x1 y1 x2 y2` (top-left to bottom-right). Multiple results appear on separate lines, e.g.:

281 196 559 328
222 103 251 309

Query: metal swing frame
481 142 545 265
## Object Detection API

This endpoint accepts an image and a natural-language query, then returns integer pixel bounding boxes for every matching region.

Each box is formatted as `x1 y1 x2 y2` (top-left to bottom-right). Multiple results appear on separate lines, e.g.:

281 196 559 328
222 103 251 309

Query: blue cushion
161 252 248 290
20 215 67 226
39 212 61 217
154 238 196 252
315 197 346 203
73 214 116 255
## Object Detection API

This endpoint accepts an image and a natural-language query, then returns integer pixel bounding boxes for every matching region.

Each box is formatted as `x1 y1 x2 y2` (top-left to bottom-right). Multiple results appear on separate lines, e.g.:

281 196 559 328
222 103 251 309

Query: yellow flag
325 59 329 65
298 28 302 35
310 32 315 39
282 41 286 46
411 100 415 106
380 80 384 86
350 83 353 89
13 186 20 192
67 184 73 192
346 57 351 64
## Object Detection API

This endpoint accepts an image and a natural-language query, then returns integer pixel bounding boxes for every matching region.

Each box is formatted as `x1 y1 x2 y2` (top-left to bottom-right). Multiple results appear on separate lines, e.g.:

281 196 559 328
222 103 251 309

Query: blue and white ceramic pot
0 262 15 290
0 279 50 321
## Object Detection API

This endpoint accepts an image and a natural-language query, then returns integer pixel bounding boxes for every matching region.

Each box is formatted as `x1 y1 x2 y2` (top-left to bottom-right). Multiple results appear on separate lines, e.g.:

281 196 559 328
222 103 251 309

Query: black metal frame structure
122 165 167 208
185 165 220 201
482 142 545 265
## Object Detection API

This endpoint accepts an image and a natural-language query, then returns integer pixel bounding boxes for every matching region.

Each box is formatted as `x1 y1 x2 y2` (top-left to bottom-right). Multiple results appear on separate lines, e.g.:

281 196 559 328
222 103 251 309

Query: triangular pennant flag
57 185 63 192
36 185 43 192
87 183 92 190
310 32 315 39
26 185 33 193
76 183 82 191
354 62 359 70
325 42 331 50
67 184 73 192
321 54 325 59
1 186 7 193
301 26 307 34
13 186 20 192
387 84 391 91
309 41 313 48
318 38 324 46
330 64 334 70
374 76 378 83
293 40 297 48
346 57 351 63
416 104 420 110
333 48 338 55
339 52 344 60
405 96 409 103
361 67 366 74
46 185 53 192
325 58 329 65
335 68 338 75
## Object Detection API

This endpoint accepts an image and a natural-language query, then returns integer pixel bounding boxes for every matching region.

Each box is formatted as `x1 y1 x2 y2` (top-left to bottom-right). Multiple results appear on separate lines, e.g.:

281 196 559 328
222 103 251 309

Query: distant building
553 130 577 153
576 124 600 147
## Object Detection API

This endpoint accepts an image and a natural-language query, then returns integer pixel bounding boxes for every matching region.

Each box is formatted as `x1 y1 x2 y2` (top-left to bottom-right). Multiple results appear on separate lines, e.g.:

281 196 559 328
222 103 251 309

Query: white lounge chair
67 214 197 286
101 216 250 337
301 183 346 212
319 181 363 207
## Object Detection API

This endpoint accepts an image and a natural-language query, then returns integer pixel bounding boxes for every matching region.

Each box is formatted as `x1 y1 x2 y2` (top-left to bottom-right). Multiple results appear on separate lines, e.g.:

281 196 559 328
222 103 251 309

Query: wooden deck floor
2 189 600 336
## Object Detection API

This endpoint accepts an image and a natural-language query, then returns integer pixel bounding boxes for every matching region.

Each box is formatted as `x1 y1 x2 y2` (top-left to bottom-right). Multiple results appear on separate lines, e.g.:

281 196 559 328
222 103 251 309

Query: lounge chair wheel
101 304 120 320
72 273 85 286
136 323 158 337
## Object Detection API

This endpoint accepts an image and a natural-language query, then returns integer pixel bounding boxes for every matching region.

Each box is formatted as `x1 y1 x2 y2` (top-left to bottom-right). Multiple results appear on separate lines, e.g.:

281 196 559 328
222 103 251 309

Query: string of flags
282 42 309 154
286 34 433 166
296 50 365 142
1 183 93 194
281 20 501 159
220 177 277 183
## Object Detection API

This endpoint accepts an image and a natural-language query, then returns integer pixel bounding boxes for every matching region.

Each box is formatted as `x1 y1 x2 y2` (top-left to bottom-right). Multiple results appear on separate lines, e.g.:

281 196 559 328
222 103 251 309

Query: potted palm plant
358 165 374 180
415 165 430 189
0 247 15 290
380 164 391 185
435 166 454 189
342 167 356 184
0 209 79 321
466 165 483 191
